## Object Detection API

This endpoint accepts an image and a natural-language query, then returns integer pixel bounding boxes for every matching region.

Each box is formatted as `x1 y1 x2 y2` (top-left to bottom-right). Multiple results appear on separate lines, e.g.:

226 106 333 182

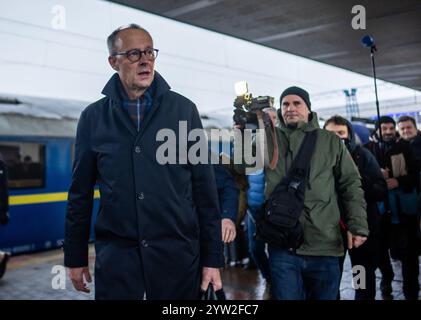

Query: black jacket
345 121 387 236
409 133 421 172
364 138 418 193
214 164 239 222
64 72 223 299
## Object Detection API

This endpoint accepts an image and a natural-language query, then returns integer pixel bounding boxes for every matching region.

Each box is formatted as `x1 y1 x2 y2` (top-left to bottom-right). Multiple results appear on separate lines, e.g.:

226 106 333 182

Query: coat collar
278 111 320 134
101 71 170 101
410 132 421 146
101 71 171 138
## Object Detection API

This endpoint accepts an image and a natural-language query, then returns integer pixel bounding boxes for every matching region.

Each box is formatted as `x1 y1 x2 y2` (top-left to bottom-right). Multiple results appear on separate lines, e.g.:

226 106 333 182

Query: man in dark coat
398 115 421 170
64 24 223 299
324 115 388 300
365 116 420 300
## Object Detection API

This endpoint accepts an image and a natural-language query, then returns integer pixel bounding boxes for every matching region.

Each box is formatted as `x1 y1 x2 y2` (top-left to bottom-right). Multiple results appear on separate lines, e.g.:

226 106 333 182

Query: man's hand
201 267 222 291
68 266 92 293
233 96 246 108
233 109 258 128
347 231 367 250
381 168 390 179
233 109 247 128
386 178 399 190
221 218 236 243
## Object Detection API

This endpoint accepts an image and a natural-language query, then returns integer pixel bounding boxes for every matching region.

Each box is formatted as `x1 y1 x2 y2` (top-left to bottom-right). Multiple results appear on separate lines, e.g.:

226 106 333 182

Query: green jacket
265 112 368 256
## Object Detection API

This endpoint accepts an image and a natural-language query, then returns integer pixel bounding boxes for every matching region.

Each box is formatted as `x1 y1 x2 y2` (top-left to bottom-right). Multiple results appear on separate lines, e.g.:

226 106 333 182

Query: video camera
233 81 274 128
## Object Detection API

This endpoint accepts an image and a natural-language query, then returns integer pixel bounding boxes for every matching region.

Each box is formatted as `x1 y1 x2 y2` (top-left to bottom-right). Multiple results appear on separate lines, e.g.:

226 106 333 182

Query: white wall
0 0 419 125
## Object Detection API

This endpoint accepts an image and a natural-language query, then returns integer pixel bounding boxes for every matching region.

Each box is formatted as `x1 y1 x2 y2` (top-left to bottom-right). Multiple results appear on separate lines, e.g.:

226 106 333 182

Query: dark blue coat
345 120 387 236
64 72 223 299
213 164 239 222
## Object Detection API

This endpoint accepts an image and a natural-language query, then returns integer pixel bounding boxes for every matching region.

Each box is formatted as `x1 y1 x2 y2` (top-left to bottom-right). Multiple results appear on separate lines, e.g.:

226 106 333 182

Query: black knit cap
375 115 396 131
280 86 311 110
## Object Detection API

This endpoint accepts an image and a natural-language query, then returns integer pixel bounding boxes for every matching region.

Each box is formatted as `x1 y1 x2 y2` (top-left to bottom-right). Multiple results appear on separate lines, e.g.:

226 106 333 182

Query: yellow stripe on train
9 190 100 206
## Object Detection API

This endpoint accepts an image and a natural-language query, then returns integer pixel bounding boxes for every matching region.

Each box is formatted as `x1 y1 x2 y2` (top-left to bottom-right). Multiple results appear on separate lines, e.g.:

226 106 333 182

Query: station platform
0 246 419 300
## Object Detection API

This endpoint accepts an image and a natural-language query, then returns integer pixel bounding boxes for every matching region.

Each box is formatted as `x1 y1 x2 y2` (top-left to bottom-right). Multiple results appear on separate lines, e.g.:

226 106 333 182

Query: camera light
234 81 248 96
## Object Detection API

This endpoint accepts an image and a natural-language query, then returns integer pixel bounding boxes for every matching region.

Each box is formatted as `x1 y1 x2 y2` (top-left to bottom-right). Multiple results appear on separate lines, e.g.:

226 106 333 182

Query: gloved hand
233 109 258 128
233 108 247 127
233 96 246 109
0 212 9 226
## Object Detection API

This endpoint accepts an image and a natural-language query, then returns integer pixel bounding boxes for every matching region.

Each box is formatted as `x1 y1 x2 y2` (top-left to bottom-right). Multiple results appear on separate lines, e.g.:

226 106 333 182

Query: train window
0 142 45 189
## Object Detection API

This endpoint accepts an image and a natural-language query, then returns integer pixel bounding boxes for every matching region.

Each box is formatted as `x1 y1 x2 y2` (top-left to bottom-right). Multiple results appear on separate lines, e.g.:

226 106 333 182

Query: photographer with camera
233 86 368 300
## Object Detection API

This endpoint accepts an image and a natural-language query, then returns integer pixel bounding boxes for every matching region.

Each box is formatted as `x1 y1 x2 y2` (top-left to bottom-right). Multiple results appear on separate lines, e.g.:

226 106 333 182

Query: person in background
214 163 239 245
398 115 421 170
365 116 420 300
246 169 271 281
245 107 277 284
324 115 387 300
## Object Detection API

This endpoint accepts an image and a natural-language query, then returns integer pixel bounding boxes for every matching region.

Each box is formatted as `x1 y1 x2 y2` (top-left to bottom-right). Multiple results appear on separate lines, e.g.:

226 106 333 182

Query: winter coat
265 112 368 256
64 72 223 299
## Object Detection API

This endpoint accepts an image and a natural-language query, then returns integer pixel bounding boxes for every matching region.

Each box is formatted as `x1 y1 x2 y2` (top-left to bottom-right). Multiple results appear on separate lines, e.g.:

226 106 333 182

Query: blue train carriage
0 95 99 254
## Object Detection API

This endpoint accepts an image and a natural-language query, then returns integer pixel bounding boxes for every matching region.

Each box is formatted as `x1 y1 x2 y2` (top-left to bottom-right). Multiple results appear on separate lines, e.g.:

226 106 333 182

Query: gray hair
107 24 151 55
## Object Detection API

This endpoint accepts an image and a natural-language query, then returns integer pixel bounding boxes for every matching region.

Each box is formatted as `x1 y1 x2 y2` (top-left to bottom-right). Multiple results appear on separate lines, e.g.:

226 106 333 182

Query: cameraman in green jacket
234 86 369 300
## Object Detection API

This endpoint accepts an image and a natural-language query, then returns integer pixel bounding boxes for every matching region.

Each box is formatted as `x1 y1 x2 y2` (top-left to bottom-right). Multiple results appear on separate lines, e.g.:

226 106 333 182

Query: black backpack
256 130 317 249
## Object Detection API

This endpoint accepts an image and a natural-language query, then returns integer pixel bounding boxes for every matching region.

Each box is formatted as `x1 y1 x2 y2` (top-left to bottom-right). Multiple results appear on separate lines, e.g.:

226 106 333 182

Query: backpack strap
285 130 318 193
270 130 317 196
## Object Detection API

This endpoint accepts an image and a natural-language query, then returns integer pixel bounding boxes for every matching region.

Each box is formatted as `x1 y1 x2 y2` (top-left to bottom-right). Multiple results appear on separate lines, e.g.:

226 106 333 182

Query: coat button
134 146 141 153
141 240 148 247
137 192 144 200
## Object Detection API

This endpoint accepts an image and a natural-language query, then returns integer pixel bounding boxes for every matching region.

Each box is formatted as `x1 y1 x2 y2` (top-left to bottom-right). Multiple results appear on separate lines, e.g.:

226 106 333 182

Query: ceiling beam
164 0 223 18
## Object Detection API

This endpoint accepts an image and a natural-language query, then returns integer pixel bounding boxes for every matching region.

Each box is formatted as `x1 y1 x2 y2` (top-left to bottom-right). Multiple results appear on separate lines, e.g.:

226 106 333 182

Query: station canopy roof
108 0 421 91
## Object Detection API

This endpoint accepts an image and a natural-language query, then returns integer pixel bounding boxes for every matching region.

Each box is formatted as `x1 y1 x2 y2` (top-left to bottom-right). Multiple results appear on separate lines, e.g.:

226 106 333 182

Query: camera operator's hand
233 109 258 128
233 96 246 109
233 109 247 128
0 212 9 226
247 112 258 125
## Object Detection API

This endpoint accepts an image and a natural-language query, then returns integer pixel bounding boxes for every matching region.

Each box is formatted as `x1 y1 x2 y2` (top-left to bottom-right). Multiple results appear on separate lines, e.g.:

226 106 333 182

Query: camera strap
256 110 278 170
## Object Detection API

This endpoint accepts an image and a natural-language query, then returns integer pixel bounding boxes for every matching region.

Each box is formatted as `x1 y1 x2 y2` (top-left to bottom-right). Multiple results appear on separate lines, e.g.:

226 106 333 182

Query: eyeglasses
112 48 159 62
